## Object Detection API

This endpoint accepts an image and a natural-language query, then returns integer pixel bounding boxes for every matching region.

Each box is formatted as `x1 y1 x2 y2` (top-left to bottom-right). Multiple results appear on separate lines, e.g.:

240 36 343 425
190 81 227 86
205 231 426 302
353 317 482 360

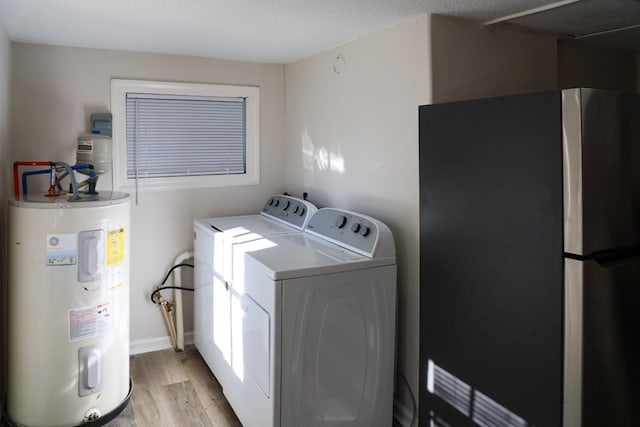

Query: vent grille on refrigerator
472 390 527 427
427 359 472 416
426 359 530 427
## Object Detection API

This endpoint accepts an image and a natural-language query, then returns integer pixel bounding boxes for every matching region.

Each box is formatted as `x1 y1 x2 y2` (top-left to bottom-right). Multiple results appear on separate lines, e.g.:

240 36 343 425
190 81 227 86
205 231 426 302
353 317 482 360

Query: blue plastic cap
91 129 101 134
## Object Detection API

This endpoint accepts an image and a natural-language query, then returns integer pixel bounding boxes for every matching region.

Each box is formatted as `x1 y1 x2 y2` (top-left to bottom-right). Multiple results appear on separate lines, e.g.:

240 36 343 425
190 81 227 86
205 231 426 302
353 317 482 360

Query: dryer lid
237 232 394 281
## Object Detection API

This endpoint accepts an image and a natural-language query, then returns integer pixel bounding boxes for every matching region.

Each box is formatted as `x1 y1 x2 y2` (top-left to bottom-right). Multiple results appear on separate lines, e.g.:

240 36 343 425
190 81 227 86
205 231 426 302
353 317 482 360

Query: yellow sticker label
106 228 125 266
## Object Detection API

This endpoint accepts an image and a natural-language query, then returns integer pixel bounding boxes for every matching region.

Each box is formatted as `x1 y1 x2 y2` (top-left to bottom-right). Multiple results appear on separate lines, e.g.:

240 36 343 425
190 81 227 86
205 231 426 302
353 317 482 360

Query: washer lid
237 233 395 281
196 214 297 236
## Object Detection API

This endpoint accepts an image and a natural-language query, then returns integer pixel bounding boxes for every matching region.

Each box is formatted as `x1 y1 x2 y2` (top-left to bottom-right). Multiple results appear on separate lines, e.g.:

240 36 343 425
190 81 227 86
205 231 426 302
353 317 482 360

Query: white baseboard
130 331 195 355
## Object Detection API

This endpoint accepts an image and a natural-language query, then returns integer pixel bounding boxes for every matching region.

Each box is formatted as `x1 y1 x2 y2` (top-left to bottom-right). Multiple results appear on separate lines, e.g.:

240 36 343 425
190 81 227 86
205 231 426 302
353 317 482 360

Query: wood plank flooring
106 346 242 427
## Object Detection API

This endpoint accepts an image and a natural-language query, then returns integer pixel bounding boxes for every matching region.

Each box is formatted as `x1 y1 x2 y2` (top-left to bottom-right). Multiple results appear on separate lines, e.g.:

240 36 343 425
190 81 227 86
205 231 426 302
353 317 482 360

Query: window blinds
125 93 246 178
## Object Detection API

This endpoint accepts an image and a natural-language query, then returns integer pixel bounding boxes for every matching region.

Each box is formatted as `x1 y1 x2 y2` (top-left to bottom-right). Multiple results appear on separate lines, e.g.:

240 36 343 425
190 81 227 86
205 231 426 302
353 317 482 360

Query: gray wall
430 15 558 103
558 41 638 92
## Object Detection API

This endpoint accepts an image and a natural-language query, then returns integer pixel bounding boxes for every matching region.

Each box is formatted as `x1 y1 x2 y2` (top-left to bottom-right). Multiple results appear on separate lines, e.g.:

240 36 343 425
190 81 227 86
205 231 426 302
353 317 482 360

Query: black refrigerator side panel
419 92 565 427
580 257 640 426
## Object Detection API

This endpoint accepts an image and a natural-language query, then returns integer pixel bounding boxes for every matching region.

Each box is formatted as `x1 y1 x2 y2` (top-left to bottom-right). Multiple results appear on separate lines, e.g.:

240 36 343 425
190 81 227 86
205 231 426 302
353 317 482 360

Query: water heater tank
6 191 132 426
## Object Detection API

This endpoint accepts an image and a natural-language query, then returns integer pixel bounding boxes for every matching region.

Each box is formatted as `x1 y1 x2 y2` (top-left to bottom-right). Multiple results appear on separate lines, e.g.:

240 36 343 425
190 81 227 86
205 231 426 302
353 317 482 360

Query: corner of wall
429 14 558 103
558 40 638 92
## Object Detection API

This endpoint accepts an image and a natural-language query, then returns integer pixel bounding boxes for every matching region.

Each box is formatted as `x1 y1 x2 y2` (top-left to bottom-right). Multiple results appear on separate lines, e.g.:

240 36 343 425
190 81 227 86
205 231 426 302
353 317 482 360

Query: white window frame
111 79 260 191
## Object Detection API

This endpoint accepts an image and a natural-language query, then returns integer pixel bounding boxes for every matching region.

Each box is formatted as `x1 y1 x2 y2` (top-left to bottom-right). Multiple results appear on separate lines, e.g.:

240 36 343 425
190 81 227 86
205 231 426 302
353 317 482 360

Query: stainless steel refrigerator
419 88 640 427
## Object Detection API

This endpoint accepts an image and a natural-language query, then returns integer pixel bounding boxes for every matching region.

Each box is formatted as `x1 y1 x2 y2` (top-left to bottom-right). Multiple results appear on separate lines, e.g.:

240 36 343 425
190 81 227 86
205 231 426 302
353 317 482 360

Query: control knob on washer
283 201 290 210
360 226 370 237
351 223 361 233
335 215 347 229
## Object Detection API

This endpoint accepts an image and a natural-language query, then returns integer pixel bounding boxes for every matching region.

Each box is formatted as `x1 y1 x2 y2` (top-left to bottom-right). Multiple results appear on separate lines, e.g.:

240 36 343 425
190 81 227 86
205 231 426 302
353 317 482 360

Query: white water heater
7 191 131 426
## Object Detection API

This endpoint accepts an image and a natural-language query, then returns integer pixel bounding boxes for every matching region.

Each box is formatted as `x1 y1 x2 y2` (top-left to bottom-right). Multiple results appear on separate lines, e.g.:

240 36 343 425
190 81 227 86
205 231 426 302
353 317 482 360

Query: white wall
10 44 286 351
0 21 12 413
430 15 558 103
285 16 432 423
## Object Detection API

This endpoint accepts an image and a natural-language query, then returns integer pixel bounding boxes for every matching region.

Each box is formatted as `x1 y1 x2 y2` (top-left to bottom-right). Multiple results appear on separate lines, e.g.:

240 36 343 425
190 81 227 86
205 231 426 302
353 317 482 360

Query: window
111 79 260 191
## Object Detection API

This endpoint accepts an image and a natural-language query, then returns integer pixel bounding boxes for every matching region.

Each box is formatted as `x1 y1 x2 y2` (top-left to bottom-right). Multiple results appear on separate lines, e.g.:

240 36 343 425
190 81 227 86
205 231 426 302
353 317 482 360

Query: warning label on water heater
69 302 112 341
106 228 125 266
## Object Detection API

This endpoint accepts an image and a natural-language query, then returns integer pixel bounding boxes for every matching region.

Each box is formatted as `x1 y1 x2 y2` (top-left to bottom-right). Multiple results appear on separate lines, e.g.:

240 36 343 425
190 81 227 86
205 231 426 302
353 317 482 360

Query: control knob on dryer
335 215 347 229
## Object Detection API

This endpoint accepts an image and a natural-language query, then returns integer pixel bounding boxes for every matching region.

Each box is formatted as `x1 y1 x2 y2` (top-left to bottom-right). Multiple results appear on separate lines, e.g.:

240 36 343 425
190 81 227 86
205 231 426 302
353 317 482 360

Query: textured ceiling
0 0 638 63
507 0 640 51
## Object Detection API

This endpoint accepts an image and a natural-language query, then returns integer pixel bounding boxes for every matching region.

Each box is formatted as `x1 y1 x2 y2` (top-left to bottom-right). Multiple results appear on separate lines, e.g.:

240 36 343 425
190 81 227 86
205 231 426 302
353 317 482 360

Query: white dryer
193 195 317 389
225 207 397 427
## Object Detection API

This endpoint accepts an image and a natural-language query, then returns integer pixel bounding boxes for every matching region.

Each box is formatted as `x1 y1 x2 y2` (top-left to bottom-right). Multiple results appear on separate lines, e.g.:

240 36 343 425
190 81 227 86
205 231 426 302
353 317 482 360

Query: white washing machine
225 207 397 427
193 195 317 389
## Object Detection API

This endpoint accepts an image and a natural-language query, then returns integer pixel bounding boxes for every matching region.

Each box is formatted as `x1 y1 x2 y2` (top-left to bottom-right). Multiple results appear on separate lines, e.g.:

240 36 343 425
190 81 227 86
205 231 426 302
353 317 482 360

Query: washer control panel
261 195 318 230
305 208 394 258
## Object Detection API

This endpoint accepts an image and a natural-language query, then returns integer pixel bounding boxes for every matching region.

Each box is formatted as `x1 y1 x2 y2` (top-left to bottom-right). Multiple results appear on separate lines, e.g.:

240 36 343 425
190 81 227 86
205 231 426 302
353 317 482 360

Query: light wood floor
106 346 242 427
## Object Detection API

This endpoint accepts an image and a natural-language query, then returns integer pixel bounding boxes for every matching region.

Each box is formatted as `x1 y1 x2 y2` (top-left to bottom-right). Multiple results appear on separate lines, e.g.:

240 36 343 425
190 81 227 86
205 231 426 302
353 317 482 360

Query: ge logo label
49 236 59 246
